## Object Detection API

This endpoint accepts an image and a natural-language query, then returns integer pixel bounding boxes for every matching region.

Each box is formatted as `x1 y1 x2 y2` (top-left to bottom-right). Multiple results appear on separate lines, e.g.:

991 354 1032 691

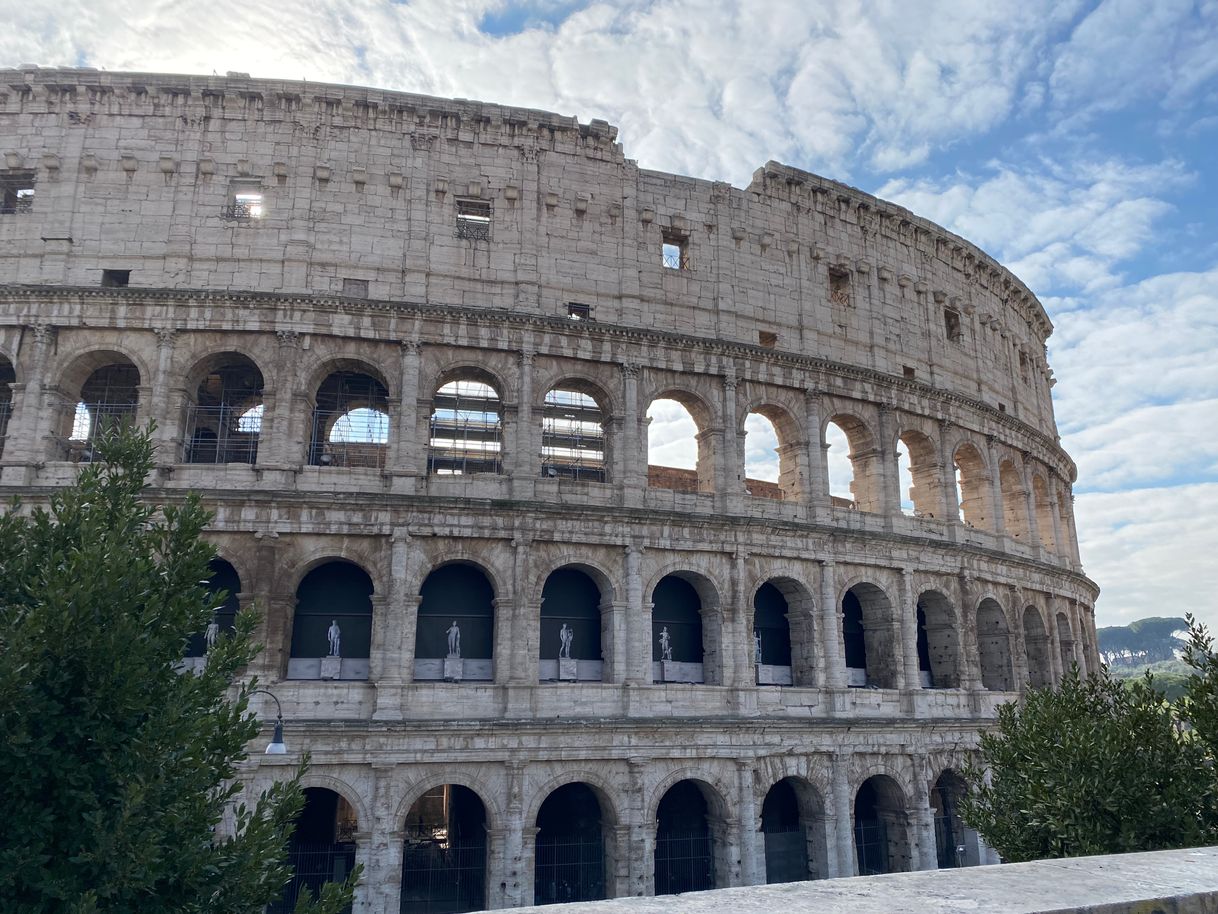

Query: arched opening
1023 605 1053 688
269 787 358 913
646 394 711 493
753 582 793 685
288 561 373 680
185 558 241 658
931 770 979 868
310 369 390 468
761 777 828 883
1032 475 1058 552
897 430 942 518
1056 610 1075 674
841 583 898 689
651 574 712 684
66 360 140 459
953 443 991 529
853 776 910 875
744 411 785 500
184 354 264 464
415 563 495 681
976 598 1013 691
534 783 609 905
0 356 14 460
999 460 1030 540
825 414 881 512
539 567 603 682
654 780 724 895
400 785 487 914
428 377 503 475
541 386 606 482
915 591 962 689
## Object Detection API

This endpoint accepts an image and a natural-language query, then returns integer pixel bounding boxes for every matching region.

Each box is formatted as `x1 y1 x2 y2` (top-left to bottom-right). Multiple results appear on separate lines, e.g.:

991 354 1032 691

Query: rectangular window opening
224 184 264 221
101 269 130 288
456 199 492 241
342 278 369 298
903 365 916 380
758 331 778 349
1 172 35 215
944 308 962 342
567 302 592 321
661 231 689 270
828 267 850 305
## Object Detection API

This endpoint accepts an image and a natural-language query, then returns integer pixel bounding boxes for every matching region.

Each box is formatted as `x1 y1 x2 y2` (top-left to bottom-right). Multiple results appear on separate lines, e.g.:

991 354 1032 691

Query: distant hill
1097 616 1187 670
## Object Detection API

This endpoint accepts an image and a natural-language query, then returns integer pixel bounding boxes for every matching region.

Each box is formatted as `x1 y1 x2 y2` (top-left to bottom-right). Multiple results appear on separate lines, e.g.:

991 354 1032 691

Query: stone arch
428 366 504 476
751 575 815 687
529 556 617 607
853 774 912 875
406 544 510 601
541 378 609 482
288 559 375 678
182 350 266 465
915 590 963 689
281 542 388 598
301 355 394 404
523 769 623 829
743 401 805 501
896 428 944 518
307 358 391 469
415 560 497 680
760 775 829 883
644 767 733 825
53 344 152 400
1031 474 1058 552
929 768 975 869
185 556 243 659
840 580 899 689
999 459 1031 541
646 387 717 494
1056 610 1076 674
538 564 606 682
976 597 1014 691
275 783 363 911
0 351 16 461
394 771 503 833
651 774 732 895
54 348 145 452
648 568 723 685
399 779 492 914
953 440 992 529
296 773 371 831
1023 604 1053 688
824 412 882 511
533 779 618 904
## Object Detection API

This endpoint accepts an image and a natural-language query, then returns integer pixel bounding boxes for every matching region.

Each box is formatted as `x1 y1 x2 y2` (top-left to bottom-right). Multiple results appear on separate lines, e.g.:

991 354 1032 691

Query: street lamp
250 688 287 754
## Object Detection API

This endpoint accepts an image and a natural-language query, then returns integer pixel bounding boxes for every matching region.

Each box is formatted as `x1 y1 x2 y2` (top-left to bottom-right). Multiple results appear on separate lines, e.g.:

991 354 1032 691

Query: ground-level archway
654 779 725 896
853 775 911 875
533 782 610 905
269 787 358 913
400 785 488 914
760 777 828 883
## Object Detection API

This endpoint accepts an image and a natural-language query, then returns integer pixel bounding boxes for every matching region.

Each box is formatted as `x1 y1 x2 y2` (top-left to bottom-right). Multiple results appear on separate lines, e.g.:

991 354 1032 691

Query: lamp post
250 688 287 754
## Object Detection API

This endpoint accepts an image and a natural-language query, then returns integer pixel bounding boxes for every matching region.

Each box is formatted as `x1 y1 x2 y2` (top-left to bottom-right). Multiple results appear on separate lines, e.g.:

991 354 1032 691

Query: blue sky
6 0 1217 628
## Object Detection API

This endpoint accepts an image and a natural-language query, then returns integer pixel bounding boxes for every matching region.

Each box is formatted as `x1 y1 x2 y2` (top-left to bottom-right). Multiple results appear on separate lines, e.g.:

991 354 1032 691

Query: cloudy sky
5 0 1216 629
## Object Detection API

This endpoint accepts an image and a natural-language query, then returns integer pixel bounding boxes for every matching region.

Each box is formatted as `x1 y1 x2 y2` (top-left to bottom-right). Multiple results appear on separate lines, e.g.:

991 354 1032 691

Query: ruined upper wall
0 67 1060 436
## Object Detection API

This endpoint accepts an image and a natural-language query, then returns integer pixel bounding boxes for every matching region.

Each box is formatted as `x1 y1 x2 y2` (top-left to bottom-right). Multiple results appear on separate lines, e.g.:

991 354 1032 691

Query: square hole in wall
661 230 689 270
944 307 962 341
0 171 35 214
758 331 778 349
903 365 916 380
567 302 592 321
342 278 369 298
101 269 130 288
456 199 492 240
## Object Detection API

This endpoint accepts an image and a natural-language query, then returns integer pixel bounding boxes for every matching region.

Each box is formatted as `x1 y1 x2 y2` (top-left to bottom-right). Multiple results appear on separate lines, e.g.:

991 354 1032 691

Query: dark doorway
651 575 703 664
842 590 866 671
534 783 606 905
269 787 357 913
290 561 374 660
753 582 792 667
400 785 487 914
416 564 495 660
185 558 241 658
539 568 602 665
654 780 714 896
761 779 807 884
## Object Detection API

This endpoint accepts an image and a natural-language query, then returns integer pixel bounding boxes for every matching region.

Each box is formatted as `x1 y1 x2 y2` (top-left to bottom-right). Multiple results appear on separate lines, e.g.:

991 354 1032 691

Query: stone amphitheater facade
0 68 1098 912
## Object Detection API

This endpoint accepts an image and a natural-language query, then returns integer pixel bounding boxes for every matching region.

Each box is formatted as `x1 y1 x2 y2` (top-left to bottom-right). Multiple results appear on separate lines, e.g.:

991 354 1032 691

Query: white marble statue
659 626 672 662
205 618 220 652
327 619 342 657
447 621 461 658
755 632 763 664
559 623 573 660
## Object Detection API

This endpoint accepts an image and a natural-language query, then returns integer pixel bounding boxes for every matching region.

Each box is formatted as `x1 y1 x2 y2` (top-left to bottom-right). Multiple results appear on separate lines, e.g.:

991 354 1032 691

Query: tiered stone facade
0 67 1098 912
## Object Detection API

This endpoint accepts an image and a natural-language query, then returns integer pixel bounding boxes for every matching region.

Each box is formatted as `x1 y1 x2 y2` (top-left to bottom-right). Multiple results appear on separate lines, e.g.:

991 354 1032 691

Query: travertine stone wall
0 68 1098 913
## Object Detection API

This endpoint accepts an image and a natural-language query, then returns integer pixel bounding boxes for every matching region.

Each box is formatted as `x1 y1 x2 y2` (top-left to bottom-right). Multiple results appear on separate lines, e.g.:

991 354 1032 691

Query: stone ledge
486 847 1218 914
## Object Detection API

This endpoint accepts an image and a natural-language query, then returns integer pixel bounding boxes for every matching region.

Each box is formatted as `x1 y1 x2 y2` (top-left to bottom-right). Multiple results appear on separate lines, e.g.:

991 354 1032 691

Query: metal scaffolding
427 380 502 475
541 388 605 482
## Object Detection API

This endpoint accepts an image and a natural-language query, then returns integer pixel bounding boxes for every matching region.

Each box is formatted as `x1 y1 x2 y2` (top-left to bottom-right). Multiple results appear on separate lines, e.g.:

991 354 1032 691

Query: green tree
962 626 1218 863
0 424 358 913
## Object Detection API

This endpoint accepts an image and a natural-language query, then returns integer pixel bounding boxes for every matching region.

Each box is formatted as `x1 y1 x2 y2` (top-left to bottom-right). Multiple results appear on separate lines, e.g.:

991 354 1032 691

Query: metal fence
310 408 389 468
534 831 606 904
267 841 357 914
0 400 11 459
184 405 260 464
654 828 714 896
854 820 890 875
763 826 808 883
400 836 486 914
934 812 966 868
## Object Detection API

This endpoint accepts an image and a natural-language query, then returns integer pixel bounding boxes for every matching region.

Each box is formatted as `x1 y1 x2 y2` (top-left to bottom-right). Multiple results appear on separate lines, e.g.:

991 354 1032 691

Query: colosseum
0 67 1098 912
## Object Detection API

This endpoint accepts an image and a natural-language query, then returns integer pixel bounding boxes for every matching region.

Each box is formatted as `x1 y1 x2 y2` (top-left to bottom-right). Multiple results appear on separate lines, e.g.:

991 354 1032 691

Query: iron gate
267 841 356 913
935 812 965 868
654 828 714 895
854 819 890 875
763 825 808 883
399 835 486 914
534 831 605 904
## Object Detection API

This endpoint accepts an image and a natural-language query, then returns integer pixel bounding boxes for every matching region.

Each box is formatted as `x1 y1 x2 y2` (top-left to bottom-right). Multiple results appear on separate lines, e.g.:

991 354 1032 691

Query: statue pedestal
443 657 464 681
320 656 342 680
558 658 578 681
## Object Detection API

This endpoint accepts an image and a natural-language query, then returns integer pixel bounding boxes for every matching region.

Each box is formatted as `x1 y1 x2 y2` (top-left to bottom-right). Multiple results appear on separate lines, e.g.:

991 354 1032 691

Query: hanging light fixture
250 688 287 754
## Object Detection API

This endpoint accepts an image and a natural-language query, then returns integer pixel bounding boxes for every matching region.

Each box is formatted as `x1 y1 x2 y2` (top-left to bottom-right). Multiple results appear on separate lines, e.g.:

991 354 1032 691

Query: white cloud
646 398 697 469
1076 482 1218 630
876 158 1189 295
